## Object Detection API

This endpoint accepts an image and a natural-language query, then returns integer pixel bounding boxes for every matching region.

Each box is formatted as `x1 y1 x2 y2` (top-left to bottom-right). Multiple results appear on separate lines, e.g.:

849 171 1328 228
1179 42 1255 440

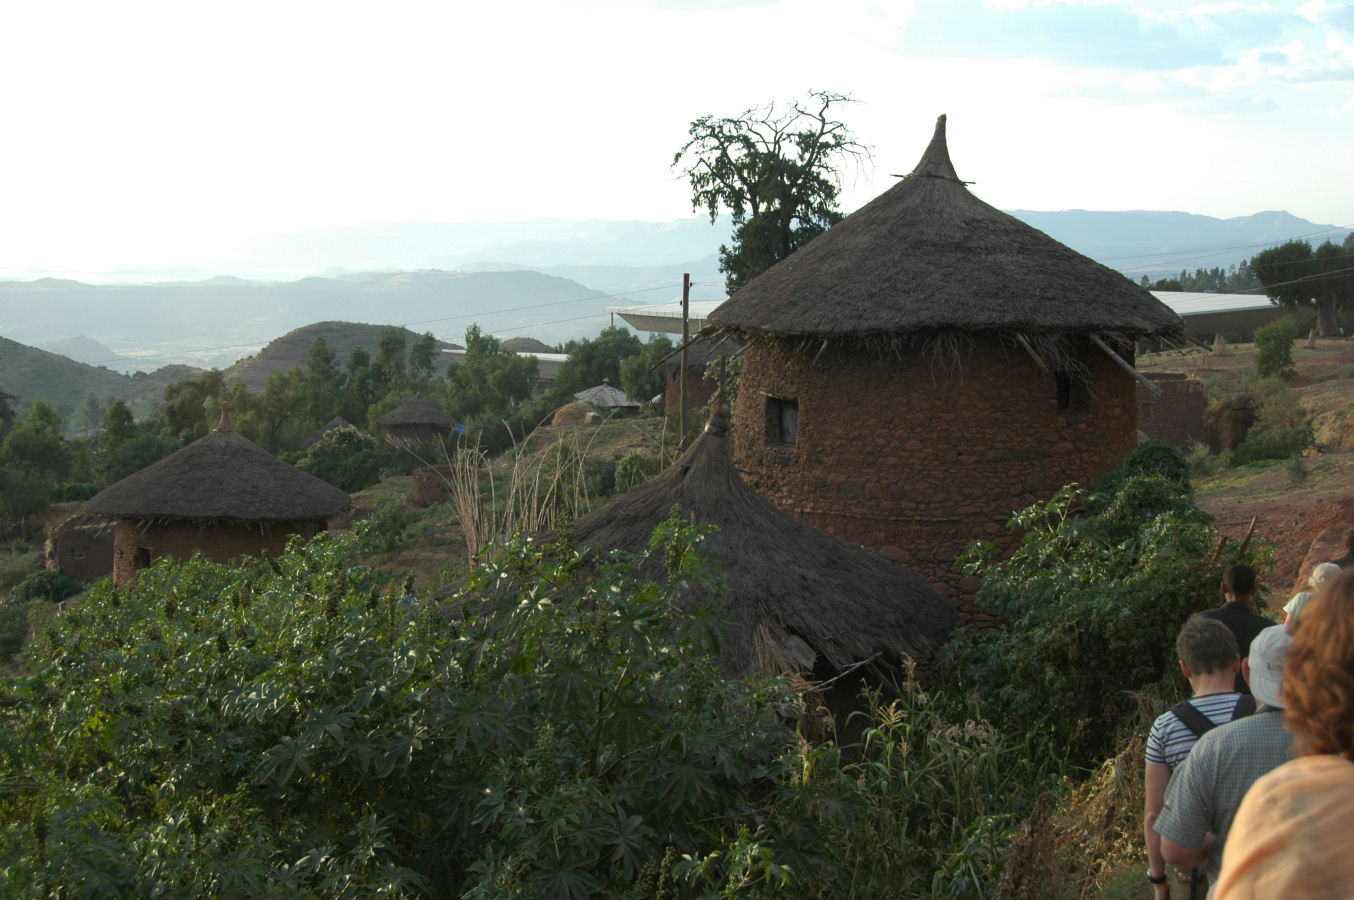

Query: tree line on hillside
0 323 677 544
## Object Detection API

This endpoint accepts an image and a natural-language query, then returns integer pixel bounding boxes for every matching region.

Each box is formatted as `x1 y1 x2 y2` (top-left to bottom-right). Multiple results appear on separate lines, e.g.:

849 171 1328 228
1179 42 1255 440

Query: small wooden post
679 273 690 446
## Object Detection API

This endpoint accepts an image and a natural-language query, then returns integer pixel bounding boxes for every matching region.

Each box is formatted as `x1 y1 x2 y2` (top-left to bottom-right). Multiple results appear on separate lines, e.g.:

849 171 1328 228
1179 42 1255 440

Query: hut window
134 547 151 570
767 397 798 445
1055 370 1089 418
72 547 88 561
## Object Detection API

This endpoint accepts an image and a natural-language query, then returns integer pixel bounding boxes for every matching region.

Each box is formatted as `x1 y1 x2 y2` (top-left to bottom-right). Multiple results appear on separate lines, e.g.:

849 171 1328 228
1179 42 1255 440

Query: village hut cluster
708 115 1182 609
61 115 1185 707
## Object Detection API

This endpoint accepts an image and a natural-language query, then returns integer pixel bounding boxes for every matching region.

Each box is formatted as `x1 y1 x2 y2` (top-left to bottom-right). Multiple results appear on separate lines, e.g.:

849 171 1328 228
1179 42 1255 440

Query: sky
1 0 1351 279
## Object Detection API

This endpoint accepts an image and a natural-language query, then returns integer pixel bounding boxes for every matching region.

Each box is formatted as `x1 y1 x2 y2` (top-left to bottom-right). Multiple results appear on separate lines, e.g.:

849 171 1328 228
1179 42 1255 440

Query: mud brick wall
664 369 718 415
1137 373 1206 448
732 335 1138 620
111 518 325 587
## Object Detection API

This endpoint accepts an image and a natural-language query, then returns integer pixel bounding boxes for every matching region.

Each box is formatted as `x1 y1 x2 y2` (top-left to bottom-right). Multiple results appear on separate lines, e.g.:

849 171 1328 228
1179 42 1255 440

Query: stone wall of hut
110 518 326 587
664 369 718 415
732 335 1138 620
1137 373 1206 448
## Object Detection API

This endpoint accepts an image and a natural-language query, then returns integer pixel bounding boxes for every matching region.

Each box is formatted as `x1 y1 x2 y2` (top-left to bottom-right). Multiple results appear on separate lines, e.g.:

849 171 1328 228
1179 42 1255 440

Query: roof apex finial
216 402 234 433
912 113 959 182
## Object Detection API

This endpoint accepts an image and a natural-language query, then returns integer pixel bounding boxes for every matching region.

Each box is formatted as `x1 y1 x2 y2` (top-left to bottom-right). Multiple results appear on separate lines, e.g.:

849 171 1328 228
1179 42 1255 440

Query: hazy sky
2 0 1350 276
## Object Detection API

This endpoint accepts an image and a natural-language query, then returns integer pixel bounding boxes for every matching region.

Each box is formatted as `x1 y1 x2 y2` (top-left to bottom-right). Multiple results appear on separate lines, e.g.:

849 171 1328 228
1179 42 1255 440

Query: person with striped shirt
1145 615 1250 899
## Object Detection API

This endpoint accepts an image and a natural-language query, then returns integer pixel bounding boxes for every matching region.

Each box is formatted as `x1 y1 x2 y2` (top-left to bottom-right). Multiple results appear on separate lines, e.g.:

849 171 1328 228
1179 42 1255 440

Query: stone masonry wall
732 335 1138 620
1137 373 1206 448
111 518 324 587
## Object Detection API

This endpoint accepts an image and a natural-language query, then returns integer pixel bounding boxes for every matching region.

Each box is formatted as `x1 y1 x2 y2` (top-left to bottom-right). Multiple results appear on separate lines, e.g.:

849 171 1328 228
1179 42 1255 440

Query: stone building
85 411 350 587
708 116 1183 605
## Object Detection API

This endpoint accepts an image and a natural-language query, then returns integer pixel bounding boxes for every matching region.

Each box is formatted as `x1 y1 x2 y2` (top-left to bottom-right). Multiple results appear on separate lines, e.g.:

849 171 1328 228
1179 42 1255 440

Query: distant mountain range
1 210 1346 390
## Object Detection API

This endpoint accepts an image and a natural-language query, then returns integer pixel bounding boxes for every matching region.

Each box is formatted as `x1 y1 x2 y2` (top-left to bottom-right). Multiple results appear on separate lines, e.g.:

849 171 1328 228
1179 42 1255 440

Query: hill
223 322 464 392
0 269 614 369
0 336 183 416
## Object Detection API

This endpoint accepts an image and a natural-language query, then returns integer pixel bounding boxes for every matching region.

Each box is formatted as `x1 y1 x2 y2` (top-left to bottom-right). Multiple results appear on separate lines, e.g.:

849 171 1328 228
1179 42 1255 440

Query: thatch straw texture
374 394 458 428
710 116 1183 340
570 405 954 680
87 424 350 522
299 415 353 450
573 382 638 409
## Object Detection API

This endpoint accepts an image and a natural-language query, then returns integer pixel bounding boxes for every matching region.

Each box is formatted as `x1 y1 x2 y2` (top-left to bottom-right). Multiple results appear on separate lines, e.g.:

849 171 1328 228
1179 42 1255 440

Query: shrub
616 451 662 491
1286 453 1309 485
1253 316 1298 379
9 569 83 604
296 425 386 492
947 443 1237 765
0 521 832 897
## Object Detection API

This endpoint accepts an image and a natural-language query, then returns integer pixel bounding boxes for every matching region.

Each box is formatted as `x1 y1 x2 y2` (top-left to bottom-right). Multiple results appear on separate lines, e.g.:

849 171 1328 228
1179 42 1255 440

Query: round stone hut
569 401 955 687
374 394 458 449
86 411 350 586
707 116 1183 605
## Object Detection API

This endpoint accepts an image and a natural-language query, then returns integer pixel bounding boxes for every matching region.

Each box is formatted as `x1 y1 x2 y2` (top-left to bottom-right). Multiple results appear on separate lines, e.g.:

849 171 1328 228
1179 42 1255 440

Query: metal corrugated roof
1150 291 1277 316
608 300 725 334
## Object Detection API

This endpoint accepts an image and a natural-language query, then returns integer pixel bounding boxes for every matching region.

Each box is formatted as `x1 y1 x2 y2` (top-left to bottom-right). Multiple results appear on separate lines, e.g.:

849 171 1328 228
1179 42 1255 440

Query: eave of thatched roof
709 115 1183 340
374 394 458 428
299 415 353 450
86 415 350 521
569 405 955 680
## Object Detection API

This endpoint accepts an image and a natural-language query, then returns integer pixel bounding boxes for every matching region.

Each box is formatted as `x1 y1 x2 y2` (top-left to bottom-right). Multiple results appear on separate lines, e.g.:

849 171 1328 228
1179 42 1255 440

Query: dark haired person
1200 564 1273 694
1214 571 1354 897
1144 616 1247 898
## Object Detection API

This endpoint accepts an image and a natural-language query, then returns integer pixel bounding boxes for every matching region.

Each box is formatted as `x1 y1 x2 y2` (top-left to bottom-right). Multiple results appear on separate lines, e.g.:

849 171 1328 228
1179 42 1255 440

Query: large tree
1250 235 1354 336
673 90 869 294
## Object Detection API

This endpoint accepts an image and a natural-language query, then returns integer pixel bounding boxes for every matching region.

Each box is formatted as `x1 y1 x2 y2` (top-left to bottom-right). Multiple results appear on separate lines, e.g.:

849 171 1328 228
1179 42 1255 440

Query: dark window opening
1055 369 1091 422
72 547 88 560
1056 371 1072 410
134 547 152 570
766 397 798 445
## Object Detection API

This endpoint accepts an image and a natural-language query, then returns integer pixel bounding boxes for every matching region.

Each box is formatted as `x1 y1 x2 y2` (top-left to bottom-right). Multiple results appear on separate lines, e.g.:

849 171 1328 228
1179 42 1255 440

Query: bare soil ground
1139 336 1354 608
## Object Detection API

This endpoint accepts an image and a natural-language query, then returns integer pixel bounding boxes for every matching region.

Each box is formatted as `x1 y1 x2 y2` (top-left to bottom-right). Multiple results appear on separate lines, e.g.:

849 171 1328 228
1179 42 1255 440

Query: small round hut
570 402 954 687
86 411 350 586
708 116 1183 606
374 395 458 448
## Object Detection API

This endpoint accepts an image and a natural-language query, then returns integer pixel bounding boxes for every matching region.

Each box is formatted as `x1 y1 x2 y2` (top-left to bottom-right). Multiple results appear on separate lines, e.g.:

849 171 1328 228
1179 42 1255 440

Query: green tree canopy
304 336 344 420
619 334 675 408
1 398 70 481
159 370 224 443
552 326 644 403
1251 236 1354 336
674 90 869 294
446 325 538 423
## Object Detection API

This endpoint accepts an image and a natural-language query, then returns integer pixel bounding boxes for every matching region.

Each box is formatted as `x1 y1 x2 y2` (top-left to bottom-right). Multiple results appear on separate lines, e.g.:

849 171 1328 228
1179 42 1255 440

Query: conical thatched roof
87 411 350 521
299 415 353 451
710 115 1183 340
570 403 954 679
573 381 638 409
374 394 458 428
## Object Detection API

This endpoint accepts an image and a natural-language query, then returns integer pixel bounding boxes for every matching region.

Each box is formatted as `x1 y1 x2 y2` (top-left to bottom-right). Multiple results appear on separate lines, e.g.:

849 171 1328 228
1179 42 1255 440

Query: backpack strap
1232 694 1257 719
1170 700 1217 738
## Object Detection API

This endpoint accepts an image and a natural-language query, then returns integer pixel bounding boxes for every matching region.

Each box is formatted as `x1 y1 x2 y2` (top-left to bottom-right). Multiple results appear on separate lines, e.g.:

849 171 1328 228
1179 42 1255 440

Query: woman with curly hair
1214 569 1354 898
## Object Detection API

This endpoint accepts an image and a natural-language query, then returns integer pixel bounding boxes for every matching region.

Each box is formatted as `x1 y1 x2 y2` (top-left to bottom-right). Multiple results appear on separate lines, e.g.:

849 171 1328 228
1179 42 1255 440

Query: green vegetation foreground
0 444 1256 898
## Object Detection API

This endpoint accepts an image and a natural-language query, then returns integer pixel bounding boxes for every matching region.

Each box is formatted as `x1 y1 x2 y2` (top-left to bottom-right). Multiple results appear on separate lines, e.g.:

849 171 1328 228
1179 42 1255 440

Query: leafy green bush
947 443 1234 765
0 520 835 897
296 425 386 492
616 451 662 491
9 569 83 604
1253 316 1298 379
1233 378 1314 465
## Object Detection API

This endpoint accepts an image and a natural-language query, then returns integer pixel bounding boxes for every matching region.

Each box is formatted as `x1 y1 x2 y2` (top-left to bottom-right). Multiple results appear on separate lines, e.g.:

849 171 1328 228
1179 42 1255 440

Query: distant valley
0 209 1346 418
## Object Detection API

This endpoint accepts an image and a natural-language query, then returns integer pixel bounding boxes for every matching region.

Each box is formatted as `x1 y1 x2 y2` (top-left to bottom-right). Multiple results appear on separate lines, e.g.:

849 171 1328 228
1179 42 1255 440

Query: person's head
1284 570 1354 757
1308 562 1341 590
1221 564 1257 601
1242 625 1293 708
1176 614 1240 677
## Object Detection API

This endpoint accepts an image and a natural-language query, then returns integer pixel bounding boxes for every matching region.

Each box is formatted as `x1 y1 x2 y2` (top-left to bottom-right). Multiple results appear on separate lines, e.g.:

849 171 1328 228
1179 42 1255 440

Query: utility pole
679 273 690 445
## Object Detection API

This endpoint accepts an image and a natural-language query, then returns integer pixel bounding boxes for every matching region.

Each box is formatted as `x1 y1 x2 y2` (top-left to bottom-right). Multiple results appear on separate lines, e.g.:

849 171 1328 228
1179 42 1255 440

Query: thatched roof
569 403 954 680
374 394 458 428
299 415 353 451
573 381 638 409
86 411 350 522
709 115 1183 340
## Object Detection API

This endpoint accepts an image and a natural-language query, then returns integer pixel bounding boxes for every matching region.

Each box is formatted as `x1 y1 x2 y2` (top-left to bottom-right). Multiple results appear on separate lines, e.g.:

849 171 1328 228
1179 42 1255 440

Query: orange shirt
1214 754 1354 899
